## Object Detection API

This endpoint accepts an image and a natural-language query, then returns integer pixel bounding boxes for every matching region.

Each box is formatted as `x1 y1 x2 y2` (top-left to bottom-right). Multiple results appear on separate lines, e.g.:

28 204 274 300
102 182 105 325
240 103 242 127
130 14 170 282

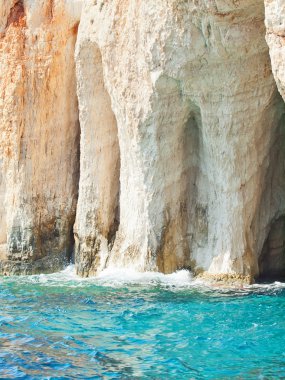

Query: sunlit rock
75 0 285 282
1 0 285 283
0 0 82 274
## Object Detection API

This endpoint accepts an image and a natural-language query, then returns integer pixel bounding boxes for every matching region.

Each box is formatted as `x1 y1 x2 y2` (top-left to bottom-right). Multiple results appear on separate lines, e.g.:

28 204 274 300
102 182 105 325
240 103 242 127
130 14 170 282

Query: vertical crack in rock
74 39 120 277
69 113 81 265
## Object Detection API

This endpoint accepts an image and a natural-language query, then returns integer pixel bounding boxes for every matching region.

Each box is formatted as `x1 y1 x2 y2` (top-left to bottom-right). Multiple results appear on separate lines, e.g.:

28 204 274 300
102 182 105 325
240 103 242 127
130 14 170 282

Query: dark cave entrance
258 216 285 282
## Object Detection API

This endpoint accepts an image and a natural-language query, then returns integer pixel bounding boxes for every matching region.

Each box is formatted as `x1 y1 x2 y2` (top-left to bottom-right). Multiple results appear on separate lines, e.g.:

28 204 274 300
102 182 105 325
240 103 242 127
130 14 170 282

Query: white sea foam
245 281 285 291
59 265 194 287
96 267 193 287
0 265 195 288
1 264 285 293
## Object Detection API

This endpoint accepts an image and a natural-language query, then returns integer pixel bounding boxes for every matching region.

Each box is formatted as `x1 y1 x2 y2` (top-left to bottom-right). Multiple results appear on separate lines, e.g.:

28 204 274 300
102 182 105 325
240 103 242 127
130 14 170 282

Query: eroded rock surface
0 0 82 274
75 0 285 281
1 0 285 282
265 0 285 101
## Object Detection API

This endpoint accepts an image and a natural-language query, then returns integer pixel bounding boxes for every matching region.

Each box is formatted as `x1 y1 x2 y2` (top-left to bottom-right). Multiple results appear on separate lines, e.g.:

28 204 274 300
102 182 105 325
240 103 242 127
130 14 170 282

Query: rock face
263 0 285 280
0 0 81 274
265 0 285 101
1 0 285 282
74 0 285 282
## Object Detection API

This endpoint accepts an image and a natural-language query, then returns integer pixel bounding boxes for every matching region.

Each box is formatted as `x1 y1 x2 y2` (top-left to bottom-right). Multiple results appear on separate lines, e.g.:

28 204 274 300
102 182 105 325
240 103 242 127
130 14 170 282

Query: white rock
265 0 285 100
75 0 285 281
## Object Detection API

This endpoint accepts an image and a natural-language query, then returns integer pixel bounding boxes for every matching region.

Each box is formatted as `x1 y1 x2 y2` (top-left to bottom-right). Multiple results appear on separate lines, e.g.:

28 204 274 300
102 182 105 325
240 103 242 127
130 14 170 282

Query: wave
0 265 194 288
1 265 285 294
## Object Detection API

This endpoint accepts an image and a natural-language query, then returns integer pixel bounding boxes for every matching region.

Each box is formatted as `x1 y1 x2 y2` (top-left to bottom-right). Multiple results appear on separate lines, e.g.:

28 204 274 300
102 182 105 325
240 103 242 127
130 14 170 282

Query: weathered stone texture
0 0 82 274
1 0 285 282
75 0 285 281
265 0 285 101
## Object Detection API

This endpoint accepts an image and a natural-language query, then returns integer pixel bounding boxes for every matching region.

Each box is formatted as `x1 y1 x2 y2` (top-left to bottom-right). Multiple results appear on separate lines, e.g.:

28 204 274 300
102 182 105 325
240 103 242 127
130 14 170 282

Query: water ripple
0 266 285 378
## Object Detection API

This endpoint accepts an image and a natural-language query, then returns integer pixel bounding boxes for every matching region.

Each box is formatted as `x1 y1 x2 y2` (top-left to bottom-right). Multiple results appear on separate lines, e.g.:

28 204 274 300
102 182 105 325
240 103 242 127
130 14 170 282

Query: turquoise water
0 267 285 379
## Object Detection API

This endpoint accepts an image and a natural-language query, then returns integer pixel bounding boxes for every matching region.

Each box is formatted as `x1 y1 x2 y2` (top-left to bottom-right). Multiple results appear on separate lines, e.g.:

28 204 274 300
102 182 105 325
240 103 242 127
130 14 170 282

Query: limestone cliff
0 0 285 283
263 0 285 281
265 0 285 101
0 0 81 274
75 0 285 282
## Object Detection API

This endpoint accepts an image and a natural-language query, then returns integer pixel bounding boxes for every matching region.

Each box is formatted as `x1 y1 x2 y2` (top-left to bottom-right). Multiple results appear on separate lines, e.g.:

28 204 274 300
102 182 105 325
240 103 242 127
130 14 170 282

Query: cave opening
258 216 285 282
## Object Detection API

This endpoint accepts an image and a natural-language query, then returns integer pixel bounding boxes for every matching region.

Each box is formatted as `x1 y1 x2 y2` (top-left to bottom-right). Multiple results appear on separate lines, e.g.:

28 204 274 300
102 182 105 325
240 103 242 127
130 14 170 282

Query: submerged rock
0 0 285 283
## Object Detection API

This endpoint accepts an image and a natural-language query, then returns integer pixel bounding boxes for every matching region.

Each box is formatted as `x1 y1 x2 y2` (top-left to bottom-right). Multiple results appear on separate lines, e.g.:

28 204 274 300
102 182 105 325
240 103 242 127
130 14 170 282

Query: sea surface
0 266 285 379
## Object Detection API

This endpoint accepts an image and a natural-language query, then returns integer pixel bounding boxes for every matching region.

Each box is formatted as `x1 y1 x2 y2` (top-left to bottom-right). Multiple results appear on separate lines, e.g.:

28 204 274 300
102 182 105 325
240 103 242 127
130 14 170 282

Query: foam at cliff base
1 265 285 295
0 265 194 288
94 267 285 294
96 267 193 287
